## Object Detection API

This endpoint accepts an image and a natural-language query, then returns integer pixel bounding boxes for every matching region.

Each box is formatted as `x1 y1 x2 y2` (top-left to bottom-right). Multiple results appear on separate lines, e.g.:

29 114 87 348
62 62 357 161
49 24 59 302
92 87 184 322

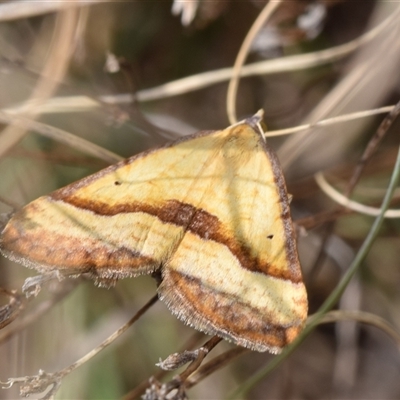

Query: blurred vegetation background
0 0 400 399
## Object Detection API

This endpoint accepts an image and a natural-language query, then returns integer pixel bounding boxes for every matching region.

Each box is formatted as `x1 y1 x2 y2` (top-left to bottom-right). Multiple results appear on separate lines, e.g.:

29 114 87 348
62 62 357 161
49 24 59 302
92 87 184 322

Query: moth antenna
253 109 267 142
240 109 267 142
256 120 267 143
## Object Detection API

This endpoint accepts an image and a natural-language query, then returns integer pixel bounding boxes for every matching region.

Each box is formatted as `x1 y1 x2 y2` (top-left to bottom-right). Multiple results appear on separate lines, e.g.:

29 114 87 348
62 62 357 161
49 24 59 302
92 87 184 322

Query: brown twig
345 100 400 197
172 336 222 385
140 336 222 400
2 294 159 399
0 287 25 330
0 279 78 345
186 346 248 389
122 331 205 400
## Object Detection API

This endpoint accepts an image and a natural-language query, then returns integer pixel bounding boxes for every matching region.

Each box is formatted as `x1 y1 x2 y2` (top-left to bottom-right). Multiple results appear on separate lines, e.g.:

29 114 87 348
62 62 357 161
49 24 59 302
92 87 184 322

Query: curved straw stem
226 0 282 124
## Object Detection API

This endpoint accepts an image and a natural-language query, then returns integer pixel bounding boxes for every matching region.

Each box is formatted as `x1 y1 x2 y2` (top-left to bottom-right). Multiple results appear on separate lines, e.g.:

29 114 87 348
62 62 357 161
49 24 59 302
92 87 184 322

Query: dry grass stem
226 0 283 124
123 332 205 400
0 280 77 345
315 172 400 218
319 310 400 349
186 347 249 389
58 294 158 377
278 5 400 169
267 105 394 137
345 100 400 195
0 9 80 159
0 288 24 330
2 295 158 398
3 8 398 118
0 111 122 164
0 0 100 22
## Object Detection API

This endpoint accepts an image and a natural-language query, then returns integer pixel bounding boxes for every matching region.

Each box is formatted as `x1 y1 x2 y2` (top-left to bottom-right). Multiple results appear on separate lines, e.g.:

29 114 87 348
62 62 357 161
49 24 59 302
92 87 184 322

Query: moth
0 111 307 353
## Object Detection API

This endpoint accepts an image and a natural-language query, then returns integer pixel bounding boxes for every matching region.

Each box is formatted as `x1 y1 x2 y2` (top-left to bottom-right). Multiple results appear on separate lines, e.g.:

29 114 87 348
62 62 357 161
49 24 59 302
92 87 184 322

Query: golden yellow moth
0 111 307 353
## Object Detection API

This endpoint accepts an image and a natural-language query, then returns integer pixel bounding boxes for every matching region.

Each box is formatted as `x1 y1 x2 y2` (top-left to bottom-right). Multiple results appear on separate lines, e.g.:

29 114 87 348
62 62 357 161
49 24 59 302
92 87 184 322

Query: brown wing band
51 192 301 283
